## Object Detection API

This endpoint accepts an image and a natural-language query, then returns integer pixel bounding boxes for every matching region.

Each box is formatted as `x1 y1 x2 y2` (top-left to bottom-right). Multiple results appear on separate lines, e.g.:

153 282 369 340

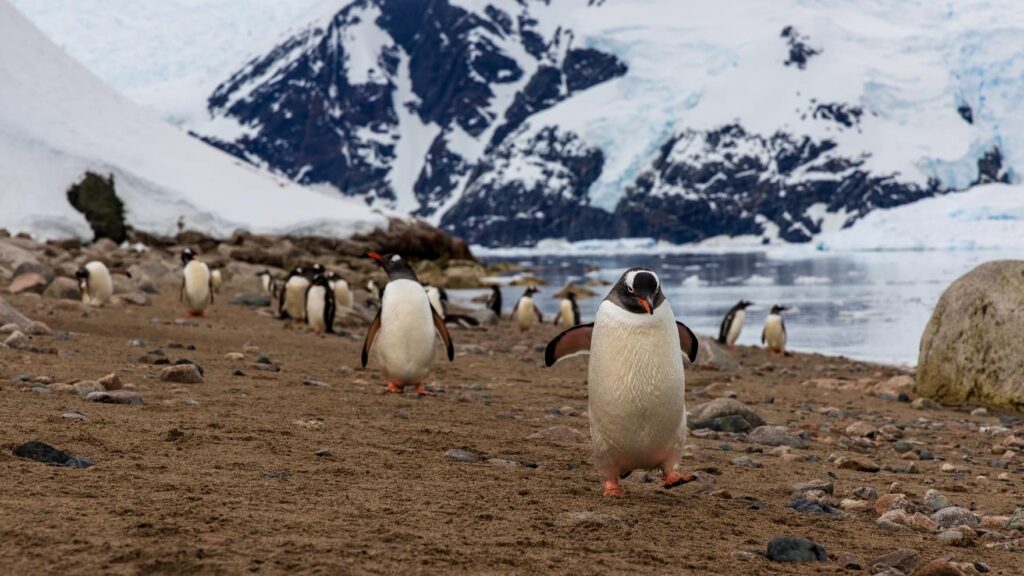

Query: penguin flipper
544 323 594 367
361 310 382 367
432 309 455 361
676 321 699 363
718 310 734 343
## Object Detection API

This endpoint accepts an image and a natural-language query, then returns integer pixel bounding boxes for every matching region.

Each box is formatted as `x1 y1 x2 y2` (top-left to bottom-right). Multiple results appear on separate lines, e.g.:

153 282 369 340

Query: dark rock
788 496 841 518
689 398 765 432
747 425 807 448
766 535 828 562
231 293 271 307
12 440 93 468
66 172 127 242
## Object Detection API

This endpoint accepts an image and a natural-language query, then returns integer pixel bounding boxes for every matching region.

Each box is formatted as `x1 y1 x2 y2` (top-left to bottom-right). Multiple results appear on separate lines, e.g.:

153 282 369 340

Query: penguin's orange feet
414 384 434 397
662 471 697 489
187 309 203 317
385 381 403 394
603 479 625 497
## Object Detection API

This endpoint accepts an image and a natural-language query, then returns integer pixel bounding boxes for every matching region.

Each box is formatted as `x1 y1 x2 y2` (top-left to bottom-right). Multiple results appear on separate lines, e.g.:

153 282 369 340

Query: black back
487 286 502 316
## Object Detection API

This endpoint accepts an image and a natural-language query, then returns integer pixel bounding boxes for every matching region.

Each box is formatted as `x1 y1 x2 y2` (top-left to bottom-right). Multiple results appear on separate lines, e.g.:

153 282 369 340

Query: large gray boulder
0 296 32 330
918 260 1024 408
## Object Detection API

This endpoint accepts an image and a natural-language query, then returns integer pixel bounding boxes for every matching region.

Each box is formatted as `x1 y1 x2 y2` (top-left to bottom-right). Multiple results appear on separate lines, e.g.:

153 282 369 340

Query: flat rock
562 511 622 527
25 321 52 336
910 559 967 576
43 277 81 301
73 381 105 397
869 548 922 572
1005 508 1024 531
8 272 48 294
930 506 979 529
444 448 479 463
12 440 93 468
790 479 833 495
693 337 740 370
0 296 32 330
4 330 28 349
747 425 807 448
159 364 204 384
923 489 953 512
876 493 913 515
230 293 271 307
689 398 765 433
527 425 587 444
97 373 123 391
766 535 828 563
836 456 880 472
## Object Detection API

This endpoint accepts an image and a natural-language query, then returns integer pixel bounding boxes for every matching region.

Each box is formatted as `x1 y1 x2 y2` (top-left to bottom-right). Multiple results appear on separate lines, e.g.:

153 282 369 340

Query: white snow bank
0 0 388 241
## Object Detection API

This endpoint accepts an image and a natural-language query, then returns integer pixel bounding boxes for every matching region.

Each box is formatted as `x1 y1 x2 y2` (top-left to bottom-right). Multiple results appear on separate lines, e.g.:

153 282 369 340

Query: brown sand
1 286 1022 575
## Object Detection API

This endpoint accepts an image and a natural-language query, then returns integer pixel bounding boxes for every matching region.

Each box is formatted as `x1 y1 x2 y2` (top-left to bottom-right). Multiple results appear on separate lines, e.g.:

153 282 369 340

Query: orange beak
368 251 385 264
636 296 653 315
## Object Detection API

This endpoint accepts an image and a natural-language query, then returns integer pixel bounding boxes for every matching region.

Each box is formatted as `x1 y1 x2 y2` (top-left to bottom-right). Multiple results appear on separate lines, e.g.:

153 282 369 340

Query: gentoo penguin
486 285 502 318
511 286 543 330
256 270 278 298
366 279 382 300
762 305 790 355
361 252 453 395
544 267 699 497
717 300 753 348
279 266 310 320
75 261 113 307
180 248 213 317
553 292 580 328
210 269 223 293
325 271 354 309
305 273 336 334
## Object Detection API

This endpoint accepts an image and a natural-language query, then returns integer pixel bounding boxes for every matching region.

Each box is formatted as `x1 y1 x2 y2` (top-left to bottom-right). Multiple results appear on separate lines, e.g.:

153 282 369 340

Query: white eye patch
390 255 401 263
625 269 660 291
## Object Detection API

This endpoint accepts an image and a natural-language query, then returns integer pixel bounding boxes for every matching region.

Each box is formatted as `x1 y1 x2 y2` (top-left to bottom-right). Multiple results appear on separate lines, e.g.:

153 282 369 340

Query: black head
523 286 539 297
368 252 418 281
738 300 754 309
491 285 501 294
567 292 577 302
607 267 664 315
180 248 195 265
324 270 339 281
306 263 325 279
310 273 331 288
288 266 304 279
770 304 790 315
74 266 89 280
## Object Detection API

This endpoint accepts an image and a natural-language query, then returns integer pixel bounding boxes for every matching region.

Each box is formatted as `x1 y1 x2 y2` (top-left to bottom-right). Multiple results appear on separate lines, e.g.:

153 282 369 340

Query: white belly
558 299 575 327
331 279 353 308
210 269 222 292
764 314 786 352
515 297 538 328
284 276 310 319
726 309 745 346
375 279 436 384
588 301 687 475
261 275 272 294
306 285 327 331
183 261 211 311
82 261 112 306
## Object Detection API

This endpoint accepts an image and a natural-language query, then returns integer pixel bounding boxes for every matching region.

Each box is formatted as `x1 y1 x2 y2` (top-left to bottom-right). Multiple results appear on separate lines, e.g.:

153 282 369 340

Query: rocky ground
1 237 1023 575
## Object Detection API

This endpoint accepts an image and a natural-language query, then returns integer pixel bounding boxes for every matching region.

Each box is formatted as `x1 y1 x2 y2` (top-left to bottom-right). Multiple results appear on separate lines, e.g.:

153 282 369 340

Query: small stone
293 419 325 430
875 493 913 516
912 398 942 410
12 440 92 468
836 456 880 472
935 530 968 545
688 398 765 433
911 512 938 531
487 458 519 470
84 391 114 403
923 489 953 512
1005 508 1024 531
940 462 959 473
790 479 834 495
731 456 762 468
4 330 28 349
394 409 410 419
971 407 989 417
732 551 757 561
562 511 621 527
747 425 807 448
869 548 921 573
73 380 105 397
159 364 203 384
765 535 828 563
444 448 479 463
97 373 123 391
25 321 52 336
527 425 586 444
931 506 980 529
129 338 145 347
840 498 869 511
852 486 878 500
61 411 88 421
225 352 246 361
313 448 332 458
888 481 902 493
979 515 1009 529
835 552 862 570
845 421 878 438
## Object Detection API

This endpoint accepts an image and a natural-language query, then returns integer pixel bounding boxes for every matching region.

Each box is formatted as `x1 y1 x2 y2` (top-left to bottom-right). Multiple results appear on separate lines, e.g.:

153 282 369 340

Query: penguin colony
83 245 796 498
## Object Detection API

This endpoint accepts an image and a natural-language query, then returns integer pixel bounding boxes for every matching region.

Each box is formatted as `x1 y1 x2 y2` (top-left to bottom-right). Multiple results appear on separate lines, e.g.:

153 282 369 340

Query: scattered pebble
159 364 203 384
12 440 93 468
444 448 479 463
765 535 828 563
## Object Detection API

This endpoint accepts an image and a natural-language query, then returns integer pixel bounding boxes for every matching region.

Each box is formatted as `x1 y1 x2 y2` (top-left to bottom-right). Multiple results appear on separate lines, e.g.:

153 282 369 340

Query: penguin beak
636 296 654 315
368 252 385 264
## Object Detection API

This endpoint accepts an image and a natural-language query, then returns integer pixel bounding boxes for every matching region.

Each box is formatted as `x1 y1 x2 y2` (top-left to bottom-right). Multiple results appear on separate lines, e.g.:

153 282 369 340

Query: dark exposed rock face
66 172 128 243
781 26 821 69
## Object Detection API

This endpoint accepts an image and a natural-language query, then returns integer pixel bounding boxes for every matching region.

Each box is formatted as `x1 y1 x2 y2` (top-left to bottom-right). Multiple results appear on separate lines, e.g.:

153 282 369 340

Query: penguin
544 267 699 497
553 292 580 328
425 285 446 318
486 285 502 318
361 252 453 395
366 279 381 300
256 270 278 298
717 300 753 348
180 248 213 317
75 261 113 307
511 286 543 330
305 273 336 334
325 271 354 309
762 305 790 355
279 266 310 320
210 269 223 293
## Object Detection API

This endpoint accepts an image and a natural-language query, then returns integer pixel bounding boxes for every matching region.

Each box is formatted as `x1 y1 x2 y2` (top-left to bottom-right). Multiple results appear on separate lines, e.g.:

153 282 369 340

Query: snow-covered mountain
0 0 387 241
12 0 1024 247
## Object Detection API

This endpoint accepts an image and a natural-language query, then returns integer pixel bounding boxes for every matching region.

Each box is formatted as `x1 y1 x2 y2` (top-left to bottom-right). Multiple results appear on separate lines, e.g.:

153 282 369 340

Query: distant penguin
486 285 503 318
256 270 278 298
512 286 543 330
762 305 790 354
425 285 446 318
361 252 453 395
210 269 223 293
180 248 213 317
279 267 310 320
75 261 113 307
554 292 580 328
366 279 382 300
544 267 699 497
305 274 336 334
718 300 753 348
325 271 354 309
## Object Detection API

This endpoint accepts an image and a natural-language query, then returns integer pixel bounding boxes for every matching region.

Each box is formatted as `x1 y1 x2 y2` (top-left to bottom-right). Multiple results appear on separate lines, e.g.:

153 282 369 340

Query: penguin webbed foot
662 470 697 489
413 383 434 397
602 479 625 497
385 381 403 394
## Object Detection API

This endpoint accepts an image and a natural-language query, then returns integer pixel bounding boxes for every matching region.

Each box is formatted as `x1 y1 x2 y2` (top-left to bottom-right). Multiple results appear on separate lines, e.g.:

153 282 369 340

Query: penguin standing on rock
279 267 310 320
762 305 790 355
718 300 753 348
544 267 699 497
553 292 580 328
305 274 336 334
75 261 114 307
180 249 213 317
361 252 453 395
512 286 543 330
325 271 354 309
